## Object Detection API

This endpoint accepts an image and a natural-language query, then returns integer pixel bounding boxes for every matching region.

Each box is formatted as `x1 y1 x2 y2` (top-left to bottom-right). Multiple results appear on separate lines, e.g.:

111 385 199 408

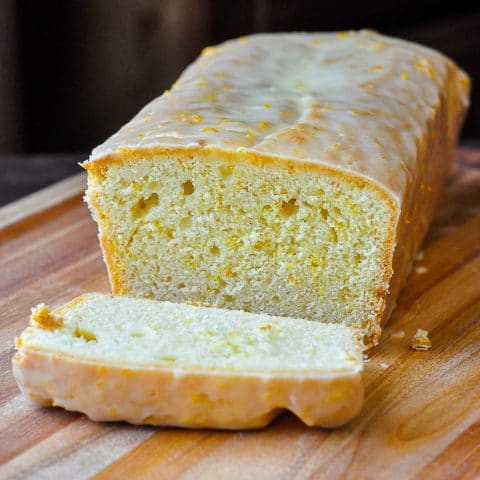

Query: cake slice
13 293 364 429
83 31 469 345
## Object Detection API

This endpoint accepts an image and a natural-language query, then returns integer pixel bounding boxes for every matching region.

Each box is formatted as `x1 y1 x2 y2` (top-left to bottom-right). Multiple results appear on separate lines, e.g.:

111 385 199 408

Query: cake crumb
415 250 425 261
410 329 431 351
391 330 405 339
415 266 428 275
380 362 389 369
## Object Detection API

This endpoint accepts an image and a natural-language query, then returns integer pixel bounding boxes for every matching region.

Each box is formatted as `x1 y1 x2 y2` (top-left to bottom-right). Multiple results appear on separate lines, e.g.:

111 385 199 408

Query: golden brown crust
84 179 126 294
13 346 364 429
381 66 470 327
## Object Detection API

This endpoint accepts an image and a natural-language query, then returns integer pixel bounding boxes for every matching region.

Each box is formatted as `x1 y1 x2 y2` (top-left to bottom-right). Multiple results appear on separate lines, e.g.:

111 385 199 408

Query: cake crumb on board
410 329 432 351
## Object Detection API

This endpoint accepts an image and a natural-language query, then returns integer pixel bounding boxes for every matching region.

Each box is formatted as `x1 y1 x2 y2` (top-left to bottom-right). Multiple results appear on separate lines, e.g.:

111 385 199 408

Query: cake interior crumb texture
87 153 394 338
23 294 363 373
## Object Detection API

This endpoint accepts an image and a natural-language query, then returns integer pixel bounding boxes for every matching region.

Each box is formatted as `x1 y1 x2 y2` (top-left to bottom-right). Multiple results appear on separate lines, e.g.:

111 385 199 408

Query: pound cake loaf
83 31 470 345
13 294 364 429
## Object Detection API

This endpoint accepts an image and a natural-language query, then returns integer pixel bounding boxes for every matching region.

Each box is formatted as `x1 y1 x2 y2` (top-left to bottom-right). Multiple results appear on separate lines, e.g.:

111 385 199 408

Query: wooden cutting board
1 148 479 480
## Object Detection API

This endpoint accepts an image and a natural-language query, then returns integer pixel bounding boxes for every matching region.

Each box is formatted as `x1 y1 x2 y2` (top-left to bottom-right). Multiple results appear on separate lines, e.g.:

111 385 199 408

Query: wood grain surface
0 148 479 480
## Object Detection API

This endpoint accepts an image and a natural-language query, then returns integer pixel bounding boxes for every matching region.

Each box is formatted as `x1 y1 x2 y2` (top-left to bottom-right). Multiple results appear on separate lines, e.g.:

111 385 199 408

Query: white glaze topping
89 30 469 203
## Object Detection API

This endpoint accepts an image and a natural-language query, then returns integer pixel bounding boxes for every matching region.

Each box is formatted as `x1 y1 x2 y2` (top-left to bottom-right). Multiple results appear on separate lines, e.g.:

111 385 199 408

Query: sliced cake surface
83 31 470 344
13 293 364 429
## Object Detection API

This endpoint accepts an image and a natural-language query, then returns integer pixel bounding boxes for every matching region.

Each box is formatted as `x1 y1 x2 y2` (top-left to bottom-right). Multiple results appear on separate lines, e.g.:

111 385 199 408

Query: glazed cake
83 31 469 345
13 294 364 429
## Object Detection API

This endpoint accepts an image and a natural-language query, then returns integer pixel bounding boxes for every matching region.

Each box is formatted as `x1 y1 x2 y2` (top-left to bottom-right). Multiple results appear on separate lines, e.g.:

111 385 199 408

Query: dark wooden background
0 0 479 205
